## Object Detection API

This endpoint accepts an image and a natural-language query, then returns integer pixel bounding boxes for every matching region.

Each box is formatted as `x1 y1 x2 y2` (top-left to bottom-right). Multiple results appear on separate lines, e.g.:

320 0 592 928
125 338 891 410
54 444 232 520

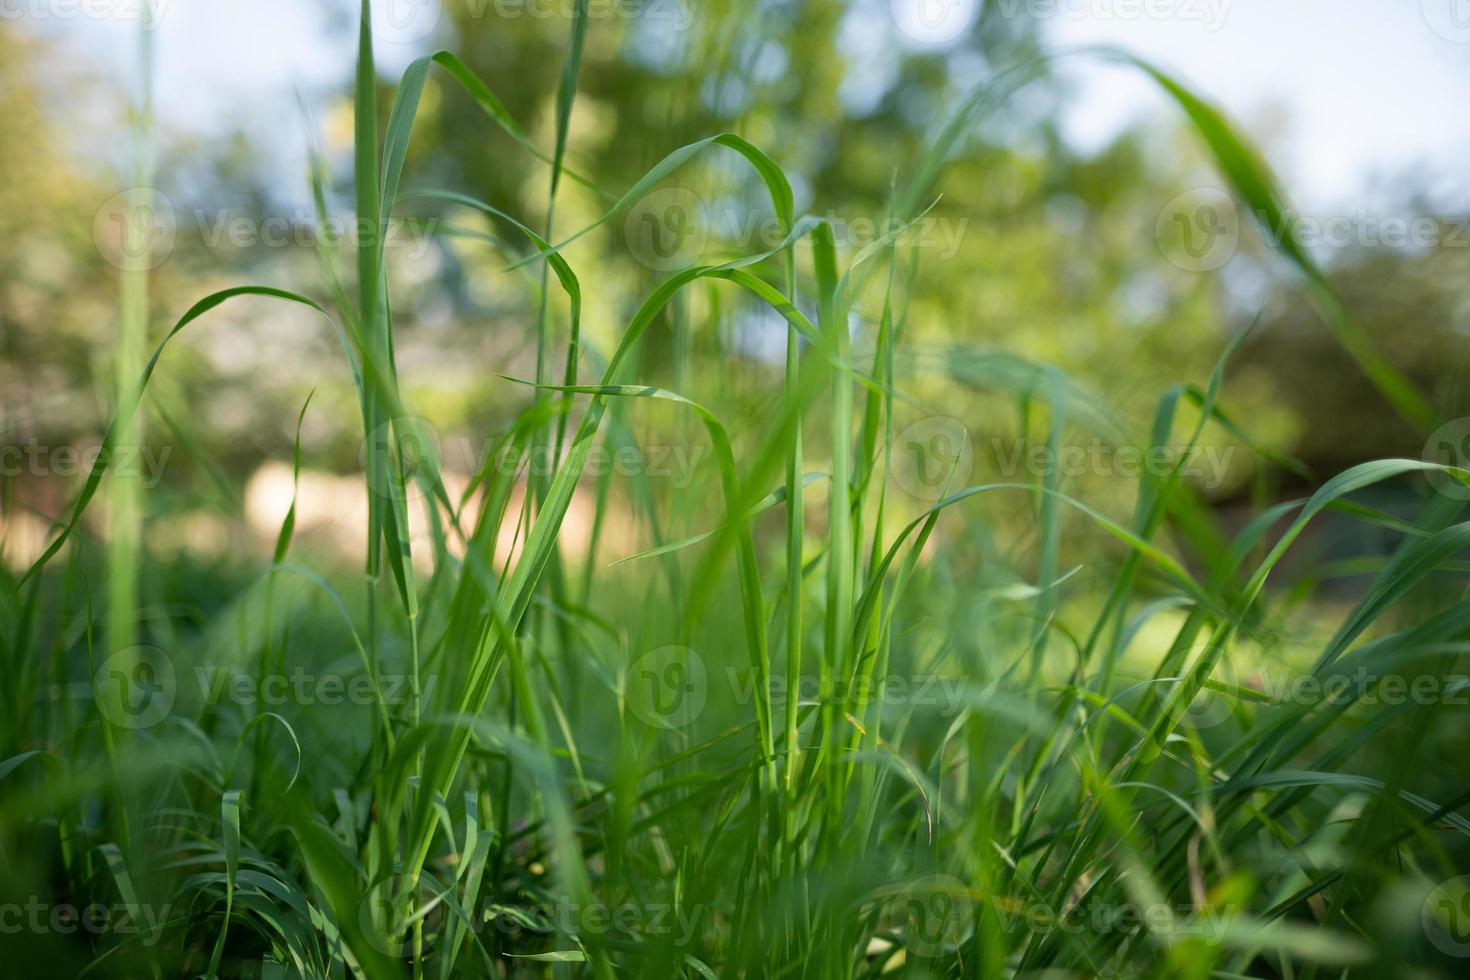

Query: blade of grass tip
296 88 355 320
255 391 313 800
780 197 804 892
428 50 607 198
1105 49 1437 433
908 48 1435 433
353 16 405 856
502 378 775 777
1092 322 1253 695
20 286 329 585
521 0 587 727
382 45 593 727
812 219 852 969
280 793 400 980
1025 368 1065 689
98 842 163 972
206 789 242 978
365 8 437 886
356 0 386 590
502 131 794 272
1127 459 1470 788
360 8 428 767
403 223 814 887
844 195 905 896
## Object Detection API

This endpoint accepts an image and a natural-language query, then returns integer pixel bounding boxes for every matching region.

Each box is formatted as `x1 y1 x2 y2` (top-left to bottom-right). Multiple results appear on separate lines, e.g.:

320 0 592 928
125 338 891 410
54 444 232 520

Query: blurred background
5 0 1470 582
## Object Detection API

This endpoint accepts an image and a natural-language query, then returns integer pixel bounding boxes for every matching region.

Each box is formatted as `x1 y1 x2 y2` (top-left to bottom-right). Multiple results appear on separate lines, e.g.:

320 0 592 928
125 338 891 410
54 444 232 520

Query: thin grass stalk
104 0 156 861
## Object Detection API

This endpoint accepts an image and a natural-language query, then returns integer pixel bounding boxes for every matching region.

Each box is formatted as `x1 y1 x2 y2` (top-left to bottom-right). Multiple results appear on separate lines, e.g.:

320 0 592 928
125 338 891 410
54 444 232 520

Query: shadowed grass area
2 3 1469 978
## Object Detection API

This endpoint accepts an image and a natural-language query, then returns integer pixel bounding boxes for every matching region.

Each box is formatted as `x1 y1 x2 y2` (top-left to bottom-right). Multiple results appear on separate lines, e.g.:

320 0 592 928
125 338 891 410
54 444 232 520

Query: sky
1042 0 1470 210
20 0 1470 214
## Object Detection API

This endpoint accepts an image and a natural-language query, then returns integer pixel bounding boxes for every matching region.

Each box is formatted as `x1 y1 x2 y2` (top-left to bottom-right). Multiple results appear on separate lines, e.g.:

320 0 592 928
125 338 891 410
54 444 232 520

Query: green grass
2 3 1469 978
